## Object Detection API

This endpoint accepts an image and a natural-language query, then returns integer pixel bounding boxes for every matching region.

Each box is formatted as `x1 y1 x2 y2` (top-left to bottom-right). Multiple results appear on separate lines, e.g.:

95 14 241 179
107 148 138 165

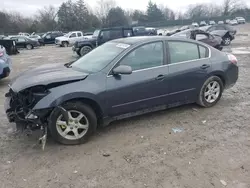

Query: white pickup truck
55 31 89 47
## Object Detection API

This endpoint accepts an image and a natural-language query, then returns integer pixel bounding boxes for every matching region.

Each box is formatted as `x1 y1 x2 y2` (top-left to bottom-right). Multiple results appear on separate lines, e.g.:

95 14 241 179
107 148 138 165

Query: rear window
168 41 199 64
199 45 208 58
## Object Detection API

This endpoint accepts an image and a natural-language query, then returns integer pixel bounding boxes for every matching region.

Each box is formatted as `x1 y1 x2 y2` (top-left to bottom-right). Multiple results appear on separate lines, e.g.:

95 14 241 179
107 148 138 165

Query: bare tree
95 0 116 26
222 0 245 15
35 6 57 31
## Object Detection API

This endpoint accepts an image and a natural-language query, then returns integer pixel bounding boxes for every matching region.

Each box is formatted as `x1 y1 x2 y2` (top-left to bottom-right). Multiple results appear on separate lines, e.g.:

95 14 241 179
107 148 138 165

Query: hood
56 36 68 41
78 37 96 44
10 63 88 92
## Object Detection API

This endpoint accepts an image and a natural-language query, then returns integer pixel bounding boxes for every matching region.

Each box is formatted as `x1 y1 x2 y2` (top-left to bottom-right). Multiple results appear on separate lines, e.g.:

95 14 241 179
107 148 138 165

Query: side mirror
113 65 132 75
99 35 103 40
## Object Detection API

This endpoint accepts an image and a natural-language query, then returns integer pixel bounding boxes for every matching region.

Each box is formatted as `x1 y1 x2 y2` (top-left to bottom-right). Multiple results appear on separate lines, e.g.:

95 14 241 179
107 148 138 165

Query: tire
62 41 68 47
223 37 231 46
26 44 33 50
48 102 97 145
80 46 92 56
197 76 224 107
76 51 81 57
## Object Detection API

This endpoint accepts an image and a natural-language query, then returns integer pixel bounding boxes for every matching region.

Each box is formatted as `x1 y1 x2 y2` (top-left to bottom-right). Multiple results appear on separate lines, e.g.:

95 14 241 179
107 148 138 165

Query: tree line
0 0 249 34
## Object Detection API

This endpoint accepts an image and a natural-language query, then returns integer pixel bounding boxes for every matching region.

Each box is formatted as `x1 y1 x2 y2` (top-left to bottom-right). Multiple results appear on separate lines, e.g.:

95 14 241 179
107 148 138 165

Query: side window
45 34 51 39
77 32 82 37
100 31 110 40
168 41 199 64
199 45 208 58
70 33 77 38
120 42 164 71
18 37 26 42
196 34 208 40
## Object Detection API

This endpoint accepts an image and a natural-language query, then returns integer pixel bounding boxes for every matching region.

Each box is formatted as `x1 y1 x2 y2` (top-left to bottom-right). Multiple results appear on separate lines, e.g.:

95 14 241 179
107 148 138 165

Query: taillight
227 53 237 65
0 52 3 57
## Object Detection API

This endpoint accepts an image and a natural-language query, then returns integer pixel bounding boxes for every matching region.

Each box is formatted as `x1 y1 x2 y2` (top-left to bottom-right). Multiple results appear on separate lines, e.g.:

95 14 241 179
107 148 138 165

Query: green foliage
107 7 128 27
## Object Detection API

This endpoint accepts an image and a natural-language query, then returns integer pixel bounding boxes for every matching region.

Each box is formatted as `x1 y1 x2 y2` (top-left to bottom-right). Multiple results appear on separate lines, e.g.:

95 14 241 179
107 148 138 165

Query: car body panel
0 46 11 79
10 63 88 92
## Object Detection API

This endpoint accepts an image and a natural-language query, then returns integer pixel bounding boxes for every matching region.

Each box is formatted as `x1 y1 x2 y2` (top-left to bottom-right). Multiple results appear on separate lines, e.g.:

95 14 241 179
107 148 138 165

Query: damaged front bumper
4 87 52 128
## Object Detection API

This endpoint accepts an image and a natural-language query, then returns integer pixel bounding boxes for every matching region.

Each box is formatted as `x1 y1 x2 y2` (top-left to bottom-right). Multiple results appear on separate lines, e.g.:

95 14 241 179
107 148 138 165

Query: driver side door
106 41 169 116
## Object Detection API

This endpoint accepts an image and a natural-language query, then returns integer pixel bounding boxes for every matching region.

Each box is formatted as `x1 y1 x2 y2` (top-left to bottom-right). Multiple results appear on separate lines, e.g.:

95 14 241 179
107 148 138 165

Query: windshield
92 30 100 38
71 42 130 73
64 33 70 37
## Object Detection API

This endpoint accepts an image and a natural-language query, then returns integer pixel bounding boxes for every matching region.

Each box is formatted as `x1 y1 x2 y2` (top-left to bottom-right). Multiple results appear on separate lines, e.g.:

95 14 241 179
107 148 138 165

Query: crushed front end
4 85 52 131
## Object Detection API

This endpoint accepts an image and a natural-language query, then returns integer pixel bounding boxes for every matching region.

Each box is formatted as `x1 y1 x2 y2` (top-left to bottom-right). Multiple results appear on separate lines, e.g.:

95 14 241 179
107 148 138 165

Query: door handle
200 64 210 69
155 74 165 80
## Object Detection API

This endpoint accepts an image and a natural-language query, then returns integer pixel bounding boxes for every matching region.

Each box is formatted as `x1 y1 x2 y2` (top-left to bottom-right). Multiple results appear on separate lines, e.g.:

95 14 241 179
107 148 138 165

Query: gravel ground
0 25 250 188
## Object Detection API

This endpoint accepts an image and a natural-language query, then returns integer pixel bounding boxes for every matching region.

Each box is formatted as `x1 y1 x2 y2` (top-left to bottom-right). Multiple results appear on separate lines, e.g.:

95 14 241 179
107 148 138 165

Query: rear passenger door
166 41 212 105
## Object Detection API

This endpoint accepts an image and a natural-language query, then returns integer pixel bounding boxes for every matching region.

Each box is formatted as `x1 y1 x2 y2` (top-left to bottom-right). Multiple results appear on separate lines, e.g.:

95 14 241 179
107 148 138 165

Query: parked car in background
200 21 207 26
29 35 41 41
209 21 216 25
83 32 93 39
133 26 156 36
4 36 239 145
172 29 223 50
55 31 84 47
202 24 237 35
199 24 236 46
7 36 40 50
218 21 224 24
225 19 230 24
192 22 199 27
39 31 64 45
230 19 238 25
235 17 246 24
157 29 170 36
18 32 30 37
73 27 134 56
145 27 157 35
166 25 194 36
0 45 11 79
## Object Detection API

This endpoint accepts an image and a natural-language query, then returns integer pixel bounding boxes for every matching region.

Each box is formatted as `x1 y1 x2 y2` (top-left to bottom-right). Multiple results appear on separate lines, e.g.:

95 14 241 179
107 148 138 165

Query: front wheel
48 102 97 145
26 44 33 50
197 76 224 107
62 41 68 47
80 46 92 56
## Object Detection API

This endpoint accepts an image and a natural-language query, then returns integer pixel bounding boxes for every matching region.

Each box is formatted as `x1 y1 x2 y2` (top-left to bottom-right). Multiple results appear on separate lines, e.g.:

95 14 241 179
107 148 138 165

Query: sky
2 0 250 17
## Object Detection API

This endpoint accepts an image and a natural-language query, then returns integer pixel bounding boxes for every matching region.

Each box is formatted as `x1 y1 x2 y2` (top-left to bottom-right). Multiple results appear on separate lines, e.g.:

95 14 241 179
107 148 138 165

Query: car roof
111 36 207 46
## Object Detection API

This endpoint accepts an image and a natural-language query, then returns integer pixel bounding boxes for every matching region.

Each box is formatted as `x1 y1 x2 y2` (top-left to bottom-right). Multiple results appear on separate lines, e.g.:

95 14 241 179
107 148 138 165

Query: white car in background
230 19 238 25
55 31 84 47
192 22 199 27
235 17 246 24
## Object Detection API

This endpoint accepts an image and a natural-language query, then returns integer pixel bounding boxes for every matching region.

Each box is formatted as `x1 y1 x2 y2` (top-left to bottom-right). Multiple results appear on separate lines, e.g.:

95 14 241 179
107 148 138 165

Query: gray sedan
4 36 238 145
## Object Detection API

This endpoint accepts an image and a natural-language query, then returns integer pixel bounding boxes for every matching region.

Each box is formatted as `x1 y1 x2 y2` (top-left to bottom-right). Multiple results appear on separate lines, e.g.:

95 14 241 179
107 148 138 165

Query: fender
32 91 104 113
78 41 95 48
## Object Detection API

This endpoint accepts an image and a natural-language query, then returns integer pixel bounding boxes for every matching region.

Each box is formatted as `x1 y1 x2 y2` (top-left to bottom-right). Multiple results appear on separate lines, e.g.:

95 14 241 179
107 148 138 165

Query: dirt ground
0 24 250 188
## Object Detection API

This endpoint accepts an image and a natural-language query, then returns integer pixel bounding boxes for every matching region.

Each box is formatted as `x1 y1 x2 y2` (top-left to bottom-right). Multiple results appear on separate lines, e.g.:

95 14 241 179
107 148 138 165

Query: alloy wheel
204 81 221 103
224 38 231 45
56 110 89 140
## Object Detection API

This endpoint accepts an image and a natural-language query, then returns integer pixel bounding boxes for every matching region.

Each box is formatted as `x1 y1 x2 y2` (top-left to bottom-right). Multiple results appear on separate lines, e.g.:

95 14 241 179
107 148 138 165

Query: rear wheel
80 46 92 56
197 76 224 107
48 102 97 145
223 37 231 46
26 44 33 50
